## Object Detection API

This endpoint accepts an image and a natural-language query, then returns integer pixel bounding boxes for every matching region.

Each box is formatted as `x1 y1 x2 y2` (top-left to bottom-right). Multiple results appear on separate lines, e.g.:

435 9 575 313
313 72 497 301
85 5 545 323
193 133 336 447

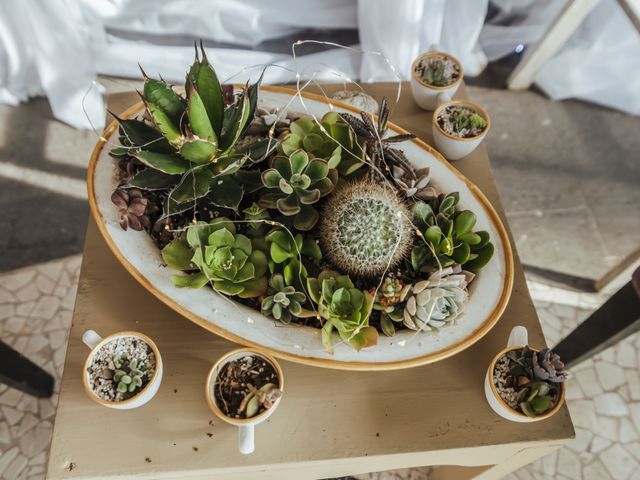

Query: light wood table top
46 83 574 480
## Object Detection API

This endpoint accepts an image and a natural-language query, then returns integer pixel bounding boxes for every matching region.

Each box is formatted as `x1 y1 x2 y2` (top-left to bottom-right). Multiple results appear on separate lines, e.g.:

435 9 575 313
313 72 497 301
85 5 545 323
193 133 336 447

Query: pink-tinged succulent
111 189 151 231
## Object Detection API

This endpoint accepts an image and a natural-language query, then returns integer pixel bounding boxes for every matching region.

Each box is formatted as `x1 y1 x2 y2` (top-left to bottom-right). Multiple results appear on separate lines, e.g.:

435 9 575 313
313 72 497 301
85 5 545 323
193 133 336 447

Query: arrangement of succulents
109 46 496 353
493 346 568 418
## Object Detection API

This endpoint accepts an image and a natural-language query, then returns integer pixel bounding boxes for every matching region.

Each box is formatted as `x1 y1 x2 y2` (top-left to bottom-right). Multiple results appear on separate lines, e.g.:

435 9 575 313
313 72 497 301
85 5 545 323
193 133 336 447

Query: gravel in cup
415 55 460 87
87 336 156 402
214 355 281 419
437 105 487 138
493 355 518 409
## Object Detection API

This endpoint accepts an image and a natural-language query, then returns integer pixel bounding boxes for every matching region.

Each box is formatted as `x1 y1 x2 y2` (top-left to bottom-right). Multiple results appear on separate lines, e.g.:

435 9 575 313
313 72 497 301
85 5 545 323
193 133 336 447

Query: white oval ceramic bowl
432 100 491 161
205 348 284 454
88 86 513 370
82 330 163 409
410 51 464 110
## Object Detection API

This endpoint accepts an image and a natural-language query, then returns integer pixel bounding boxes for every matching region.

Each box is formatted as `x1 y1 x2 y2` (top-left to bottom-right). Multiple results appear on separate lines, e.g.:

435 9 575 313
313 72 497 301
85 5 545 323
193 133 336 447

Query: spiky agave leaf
186 43 224 136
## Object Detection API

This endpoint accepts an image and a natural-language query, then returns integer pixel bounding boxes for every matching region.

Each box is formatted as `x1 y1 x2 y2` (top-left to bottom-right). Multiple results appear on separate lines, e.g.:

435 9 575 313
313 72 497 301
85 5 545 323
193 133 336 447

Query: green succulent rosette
161 218 268 298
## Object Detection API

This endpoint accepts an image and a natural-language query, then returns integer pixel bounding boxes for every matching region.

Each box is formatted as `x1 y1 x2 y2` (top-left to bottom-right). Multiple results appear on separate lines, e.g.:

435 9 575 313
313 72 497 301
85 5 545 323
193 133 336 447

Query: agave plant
258 149 338 230
161 218 268 298
261 274 308 324
110 45 271 218
307 271 377 353
402 266 472 332
410 194 494 273
279 112 366 175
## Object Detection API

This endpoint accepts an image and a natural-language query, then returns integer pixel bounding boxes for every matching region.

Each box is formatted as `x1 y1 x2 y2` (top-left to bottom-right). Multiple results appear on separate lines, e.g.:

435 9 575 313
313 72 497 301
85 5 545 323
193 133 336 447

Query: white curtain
1 0 637 129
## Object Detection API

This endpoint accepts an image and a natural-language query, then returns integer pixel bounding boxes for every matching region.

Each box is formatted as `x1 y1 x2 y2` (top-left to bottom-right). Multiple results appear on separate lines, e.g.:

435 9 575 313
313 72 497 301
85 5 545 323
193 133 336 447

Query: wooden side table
46 83 574 480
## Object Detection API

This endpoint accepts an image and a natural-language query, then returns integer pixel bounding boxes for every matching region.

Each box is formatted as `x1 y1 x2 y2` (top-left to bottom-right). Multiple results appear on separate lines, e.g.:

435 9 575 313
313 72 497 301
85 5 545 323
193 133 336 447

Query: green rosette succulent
402 266 471 332
410 193 494 273
279 112 365 176
307 271 377 353
161 218 268 298
261 274 307 324
259 149 338 231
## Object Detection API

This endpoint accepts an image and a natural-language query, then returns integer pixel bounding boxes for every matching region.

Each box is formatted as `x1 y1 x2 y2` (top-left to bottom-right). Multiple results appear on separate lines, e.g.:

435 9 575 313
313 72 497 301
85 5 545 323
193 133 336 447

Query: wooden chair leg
553 268 640 368
507 0 601 90
0 341 55 398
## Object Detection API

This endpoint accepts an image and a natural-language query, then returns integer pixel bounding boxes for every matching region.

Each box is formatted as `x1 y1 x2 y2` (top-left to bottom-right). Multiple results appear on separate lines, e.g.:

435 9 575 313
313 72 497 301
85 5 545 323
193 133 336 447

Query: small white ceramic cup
82 330 163 409
432 95 491 161
410 50 464 111
484 326 566 423
206 348 284 455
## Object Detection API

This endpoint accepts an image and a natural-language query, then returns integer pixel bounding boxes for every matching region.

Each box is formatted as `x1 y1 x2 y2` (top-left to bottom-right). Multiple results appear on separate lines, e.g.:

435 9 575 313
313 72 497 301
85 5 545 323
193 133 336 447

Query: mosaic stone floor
1 256 638 480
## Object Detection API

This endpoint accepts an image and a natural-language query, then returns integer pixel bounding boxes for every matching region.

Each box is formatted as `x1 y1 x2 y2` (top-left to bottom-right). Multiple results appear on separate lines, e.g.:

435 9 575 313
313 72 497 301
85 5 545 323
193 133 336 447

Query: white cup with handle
82 330 163 409
206 348 284 455
484 326 566 423
410 47 464 111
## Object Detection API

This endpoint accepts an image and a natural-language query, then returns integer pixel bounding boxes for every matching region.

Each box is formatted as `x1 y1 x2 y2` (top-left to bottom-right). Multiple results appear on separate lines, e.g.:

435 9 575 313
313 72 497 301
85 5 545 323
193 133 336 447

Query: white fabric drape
0 0 637 129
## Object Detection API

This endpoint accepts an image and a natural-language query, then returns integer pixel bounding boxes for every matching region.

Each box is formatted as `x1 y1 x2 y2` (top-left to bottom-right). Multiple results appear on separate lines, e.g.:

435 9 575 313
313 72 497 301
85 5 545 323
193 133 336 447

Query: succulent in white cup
484 326 567 422
432 98 490 161
410 50 463 110
82 330 163 409
206 348 284 454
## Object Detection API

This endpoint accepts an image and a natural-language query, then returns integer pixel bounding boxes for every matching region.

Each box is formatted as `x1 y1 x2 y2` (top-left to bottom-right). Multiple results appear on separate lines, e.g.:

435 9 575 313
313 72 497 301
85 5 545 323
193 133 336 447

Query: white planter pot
484 326 566 422
205 348 284 454
432 99 490 161
82 330 163 409
410 50 463 111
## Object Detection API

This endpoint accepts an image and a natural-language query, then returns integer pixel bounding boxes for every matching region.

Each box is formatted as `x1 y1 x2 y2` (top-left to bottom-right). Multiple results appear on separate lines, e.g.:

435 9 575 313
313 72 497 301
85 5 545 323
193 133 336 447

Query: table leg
471 443 566 480
553 276 640 368
0 341 55 398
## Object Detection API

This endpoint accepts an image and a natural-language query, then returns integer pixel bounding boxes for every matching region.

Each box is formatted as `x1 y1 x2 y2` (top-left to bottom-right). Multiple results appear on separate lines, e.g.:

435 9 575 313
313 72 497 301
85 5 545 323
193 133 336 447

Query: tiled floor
1 256 638 479
0 256 81 480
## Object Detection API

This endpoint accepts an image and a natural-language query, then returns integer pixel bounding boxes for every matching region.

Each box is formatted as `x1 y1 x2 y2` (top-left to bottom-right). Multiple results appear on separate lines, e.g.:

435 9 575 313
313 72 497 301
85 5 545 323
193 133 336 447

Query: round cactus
318 180 413 279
